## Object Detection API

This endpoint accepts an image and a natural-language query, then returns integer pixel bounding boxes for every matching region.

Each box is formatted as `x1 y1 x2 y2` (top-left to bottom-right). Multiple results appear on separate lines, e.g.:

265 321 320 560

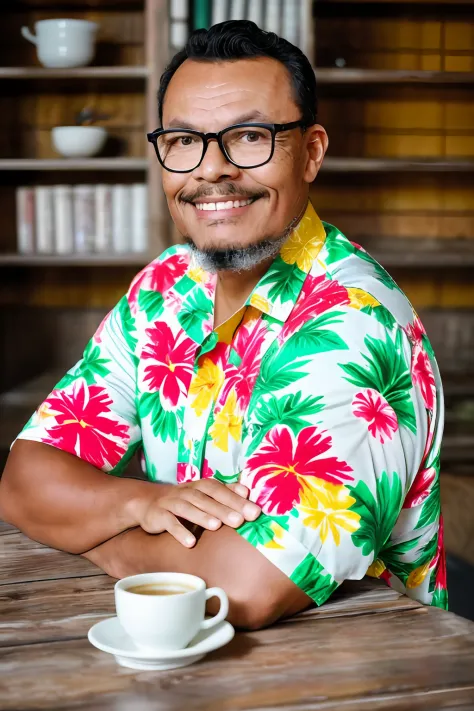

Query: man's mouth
194 198 254 212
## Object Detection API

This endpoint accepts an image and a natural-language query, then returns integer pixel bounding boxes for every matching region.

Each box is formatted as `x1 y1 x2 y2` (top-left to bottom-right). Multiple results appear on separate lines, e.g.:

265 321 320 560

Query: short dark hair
157 20 317 127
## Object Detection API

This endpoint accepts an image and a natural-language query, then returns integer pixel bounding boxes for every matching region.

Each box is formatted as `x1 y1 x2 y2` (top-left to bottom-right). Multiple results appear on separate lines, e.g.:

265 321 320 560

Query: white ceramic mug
115 572 229 652
21 19 99 68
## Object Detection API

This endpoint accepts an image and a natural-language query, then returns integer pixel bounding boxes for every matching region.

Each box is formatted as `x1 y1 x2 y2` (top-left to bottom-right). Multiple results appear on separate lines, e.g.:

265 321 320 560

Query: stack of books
170 0 304 50
16 184 148 256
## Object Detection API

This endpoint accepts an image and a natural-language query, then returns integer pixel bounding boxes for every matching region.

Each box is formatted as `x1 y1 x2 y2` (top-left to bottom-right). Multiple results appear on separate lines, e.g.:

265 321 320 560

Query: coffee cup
115 572 229 651
21 19 99 69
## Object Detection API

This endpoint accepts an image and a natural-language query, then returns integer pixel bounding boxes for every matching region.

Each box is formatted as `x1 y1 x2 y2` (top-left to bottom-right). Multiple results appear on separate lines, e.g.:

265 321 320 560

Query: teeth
195 199 253 211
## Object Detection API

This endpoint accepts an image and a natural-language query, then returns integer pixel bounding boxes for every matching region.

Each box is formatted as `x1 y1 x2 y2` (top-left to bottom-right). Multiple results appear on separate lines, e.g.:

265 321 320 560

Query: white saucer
88 617 235 671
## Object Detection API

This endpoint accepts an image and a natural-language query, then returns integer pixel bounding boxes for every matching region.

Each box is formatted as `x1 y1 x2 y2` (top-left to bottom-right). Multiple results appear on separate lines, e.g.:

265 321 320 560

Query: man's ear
303 124 328 184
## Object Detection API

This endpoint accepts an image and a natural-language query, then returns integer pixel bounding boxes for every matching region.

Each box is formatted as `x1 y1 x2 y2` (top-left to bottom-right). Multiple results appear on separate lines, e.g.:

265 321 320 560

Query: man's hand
130 479 262 547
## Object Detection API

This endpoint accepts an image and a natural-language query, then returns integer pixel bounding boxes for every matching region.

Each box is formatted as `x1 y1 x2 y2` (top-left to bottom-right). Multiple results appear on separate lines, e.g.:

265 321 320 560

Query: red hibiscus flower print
142 322 195 408
411 344 436 411
433 515 447 591
242 425 353 515
177 458 214 484
43 381 129 470
403 465 436 508
221 318 268 410
405 314 426 347
283 273 349 338
352 389 399 444
129 253 188 313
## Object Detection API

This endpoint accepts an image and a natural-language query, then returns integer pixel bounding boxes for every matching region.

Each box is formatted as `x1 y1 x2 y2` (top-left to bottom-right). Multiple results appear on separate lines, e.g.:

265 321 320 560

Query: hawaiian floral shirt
18 201 447 609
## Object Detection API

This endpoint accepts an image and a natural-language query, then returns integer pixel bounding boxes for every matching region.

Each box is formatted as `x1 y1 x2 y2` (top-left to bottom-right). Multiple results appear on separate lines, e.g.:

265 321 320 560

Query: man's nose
193 138 240 182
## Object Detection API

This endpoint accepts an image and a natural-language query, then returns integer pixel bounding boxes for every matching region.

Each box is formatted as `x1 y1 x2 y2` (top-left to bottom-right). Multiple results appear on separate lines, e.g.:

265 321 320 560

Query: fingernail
228 512 243 525
234 484 248 497
186 535 195 546
208 518 220 529
244 503 260 520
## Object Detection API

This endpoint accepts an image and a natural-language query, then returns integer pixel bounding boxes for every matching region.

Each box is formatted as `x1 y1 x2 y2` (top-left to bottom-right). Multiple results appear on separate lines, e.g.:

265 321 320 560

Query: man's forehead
162 57 295 127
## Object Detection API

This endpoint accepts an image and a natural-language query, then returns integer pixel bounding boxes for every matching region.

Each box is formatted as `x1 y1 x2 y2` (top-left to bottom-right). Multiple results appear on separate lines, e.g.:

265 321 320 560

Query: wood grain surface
1 526 474 710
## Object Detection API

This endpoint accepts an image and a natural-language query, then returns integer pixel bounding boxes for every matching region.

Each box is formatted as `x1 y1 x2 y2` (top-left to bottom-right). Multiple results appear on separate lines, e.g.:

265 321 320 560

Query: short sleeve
16 295 142 474
238 305 439 607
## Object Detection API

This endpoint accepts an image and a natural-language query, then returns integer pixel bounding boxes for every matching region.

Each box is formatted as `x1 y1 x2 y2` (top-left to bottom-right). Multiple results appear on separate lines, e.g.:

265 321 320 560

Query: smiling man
0 21 447 628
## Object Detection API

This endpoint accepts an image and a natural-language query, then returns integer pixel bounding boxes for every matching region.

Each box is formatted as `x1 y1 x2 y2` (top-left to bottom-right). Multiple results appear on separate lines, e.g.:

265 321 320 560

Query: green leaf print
118 296 138 352
139 392 178 442
258 257 306 304
289 311 348 356
238 513 289 547
339 328 417 434
139 289 165 322
431 586 448 610
254 342 311 396
109 440 141 477
323 228 357 265
290 553 338 605
246 391 325 456
178 289 213 343
415 477 441 531
382 528 438 588
348 471 403 558
213 470 240 484
356 249 402 293
361 304 396 331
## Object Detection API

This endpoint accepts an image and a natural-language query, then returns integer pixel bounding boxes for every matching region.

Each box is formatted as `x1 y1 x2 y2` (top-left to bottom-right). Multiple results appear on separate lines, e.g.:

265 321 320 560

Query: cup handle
200 587 229 630
21 27 37 45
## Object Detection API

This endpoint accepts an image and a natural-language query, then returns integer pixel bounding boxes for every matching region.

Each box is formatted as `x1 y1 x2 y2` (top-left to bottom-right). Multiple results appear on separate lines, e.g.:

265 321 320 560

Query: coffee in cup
115 572 229 651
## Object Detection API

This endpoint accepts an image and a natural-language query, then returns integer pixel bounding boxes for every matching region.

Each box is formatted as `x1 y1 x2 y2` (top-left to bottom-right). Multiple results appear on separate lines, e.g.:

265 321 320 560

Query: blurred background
0 0 473 618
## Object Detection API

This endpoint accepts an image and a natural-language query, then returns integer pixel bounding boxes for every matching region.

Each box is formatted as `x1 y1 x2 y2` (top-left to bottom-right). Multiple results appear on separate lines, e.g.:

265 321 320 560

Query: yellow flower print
264 521 286 550
366 558 386 578
347 287 380 310
297 480 360 546
209 389 242 452
188 266 206 284
37 401 61 420
280 210 326 272
189 358 224 417
406 561 431 589
249 293 271 314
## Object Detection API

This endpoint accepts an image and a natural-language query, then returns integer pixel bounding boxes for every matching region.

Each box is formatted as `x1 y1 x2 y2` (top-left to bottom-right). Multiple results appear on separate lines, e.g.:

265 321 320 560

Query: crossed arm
0 440 311 630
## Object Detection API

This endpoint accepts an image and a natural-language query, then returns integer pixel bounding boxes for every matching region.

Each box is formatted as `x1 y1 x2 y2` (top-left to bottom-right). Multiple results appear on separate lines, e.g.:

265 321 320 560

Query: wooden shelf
0 66 148 79
363 238 474 269
0 158 148 171
321 158 474 173
316 69 474 85
0 253 152 267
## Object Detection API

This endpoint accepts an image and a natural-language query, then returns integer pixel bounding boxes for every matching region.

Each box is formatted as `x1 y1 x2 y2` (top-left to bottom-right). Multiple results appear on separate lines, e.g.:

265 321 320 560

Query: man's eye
243 132 261 142
179 136 194 146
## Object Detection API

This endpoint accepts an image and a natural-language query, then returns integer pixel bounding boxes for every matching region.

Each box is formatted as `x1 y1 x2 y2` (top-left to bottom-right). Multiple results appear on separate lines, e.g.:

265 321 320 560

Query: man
0 20 447 629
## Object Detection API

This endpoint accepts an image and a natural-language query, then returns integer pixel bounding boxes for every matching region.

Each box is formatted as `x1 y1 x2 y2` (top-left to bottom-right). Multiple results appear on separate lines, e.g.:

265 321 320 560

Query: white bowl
52 126 107 158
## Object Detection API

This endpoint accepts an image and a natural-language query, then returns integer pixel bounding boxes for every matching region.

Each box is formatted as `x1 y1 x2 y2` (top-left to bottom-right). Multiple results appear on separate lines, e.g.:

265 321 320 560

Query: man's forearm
0 440 160 554
84 526 312 629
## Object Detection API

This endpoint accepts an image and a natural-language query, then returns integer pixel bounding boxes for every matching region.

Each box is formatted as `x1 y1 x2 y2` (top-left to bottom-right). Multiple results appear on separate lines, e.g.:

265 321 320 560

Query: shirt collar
172 200 327 339
246 200 327 323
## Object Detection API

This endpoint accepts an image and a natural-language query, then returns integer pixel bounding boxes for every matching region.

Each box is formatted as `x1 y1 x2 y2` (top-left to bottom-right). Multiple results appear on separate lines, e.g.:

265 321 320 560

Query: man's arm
84 525 312 630
0 440 260 554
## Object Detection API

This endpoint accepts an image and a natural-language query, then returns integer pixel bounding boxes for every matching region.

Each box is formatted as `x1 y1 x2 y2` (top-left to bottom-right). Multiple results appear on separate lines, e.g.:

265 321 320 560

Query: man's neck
213 256 274 328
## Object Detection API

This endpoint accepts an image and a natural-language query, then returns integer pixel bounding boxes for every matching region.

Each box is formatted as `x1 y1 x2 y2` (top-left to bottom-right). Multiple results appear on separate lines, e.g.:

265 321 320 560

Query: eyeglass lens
156 126 273 171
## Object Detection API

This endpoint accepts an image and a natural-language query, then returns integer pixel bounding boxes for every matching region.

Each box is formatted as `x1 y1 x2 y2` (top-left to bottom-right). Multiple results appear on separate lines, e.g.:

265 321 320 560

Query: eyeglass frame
146 119 308 173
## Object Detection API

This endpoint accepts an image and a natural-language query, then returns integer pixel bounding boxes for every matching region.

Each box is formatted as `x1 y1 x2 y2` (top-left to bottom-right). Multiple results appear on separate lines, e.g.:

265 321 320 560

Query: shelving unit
0 158 148 171
0 66 148 79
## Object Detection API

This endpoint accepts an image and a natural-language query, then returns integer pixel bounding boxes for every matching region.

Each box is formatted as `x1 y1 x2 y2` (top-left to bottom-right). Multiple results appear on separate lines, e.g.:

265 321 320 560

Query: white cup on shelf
21 19 99 69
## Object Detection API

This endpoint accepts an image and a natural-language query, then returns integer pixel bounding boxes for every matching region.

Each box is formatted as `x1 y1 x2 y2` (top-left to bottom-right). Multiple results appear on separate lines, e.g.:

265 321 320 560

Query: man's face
161 56 327 252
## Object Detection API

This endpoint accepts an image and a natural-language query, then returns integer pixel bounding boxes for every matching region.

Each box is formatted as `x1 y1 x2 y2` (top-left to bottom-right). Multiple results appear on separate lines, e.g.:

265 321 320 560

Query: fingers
143 510 197 548
188 481 261 527
164 497 223 532
227 482 249 498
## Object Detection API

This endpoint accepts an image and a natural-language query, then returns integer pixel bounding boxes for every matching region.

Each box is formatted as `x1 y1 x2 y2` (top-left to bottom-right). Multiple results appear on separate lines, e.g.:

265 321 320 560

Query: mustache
179 183 269 204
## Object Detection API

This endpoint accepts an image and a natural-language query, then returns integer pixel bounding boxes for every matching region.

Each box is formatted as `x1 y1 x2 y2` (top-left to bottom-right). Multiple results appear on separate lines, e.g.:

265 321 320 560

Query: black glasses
147 120 307 173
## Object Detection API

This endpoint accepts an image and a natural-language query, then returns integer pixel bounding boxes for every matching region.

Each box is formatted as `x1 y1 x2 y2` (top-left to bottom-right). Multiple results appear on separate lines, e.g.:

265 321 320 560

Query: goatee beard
183 210 304 274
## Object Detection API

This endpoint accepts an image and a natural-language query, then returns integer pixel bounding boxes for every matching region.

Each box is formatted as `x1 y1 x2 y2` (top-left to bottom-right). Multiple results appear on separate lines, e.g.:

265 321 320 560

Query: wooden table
1 519 474 711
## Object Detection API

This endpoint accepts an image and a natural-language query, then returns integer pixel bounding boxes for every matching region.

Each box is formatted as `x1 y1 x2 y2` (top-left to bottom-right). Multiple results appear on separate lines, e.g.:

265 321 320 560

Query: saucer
88 617 235 671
